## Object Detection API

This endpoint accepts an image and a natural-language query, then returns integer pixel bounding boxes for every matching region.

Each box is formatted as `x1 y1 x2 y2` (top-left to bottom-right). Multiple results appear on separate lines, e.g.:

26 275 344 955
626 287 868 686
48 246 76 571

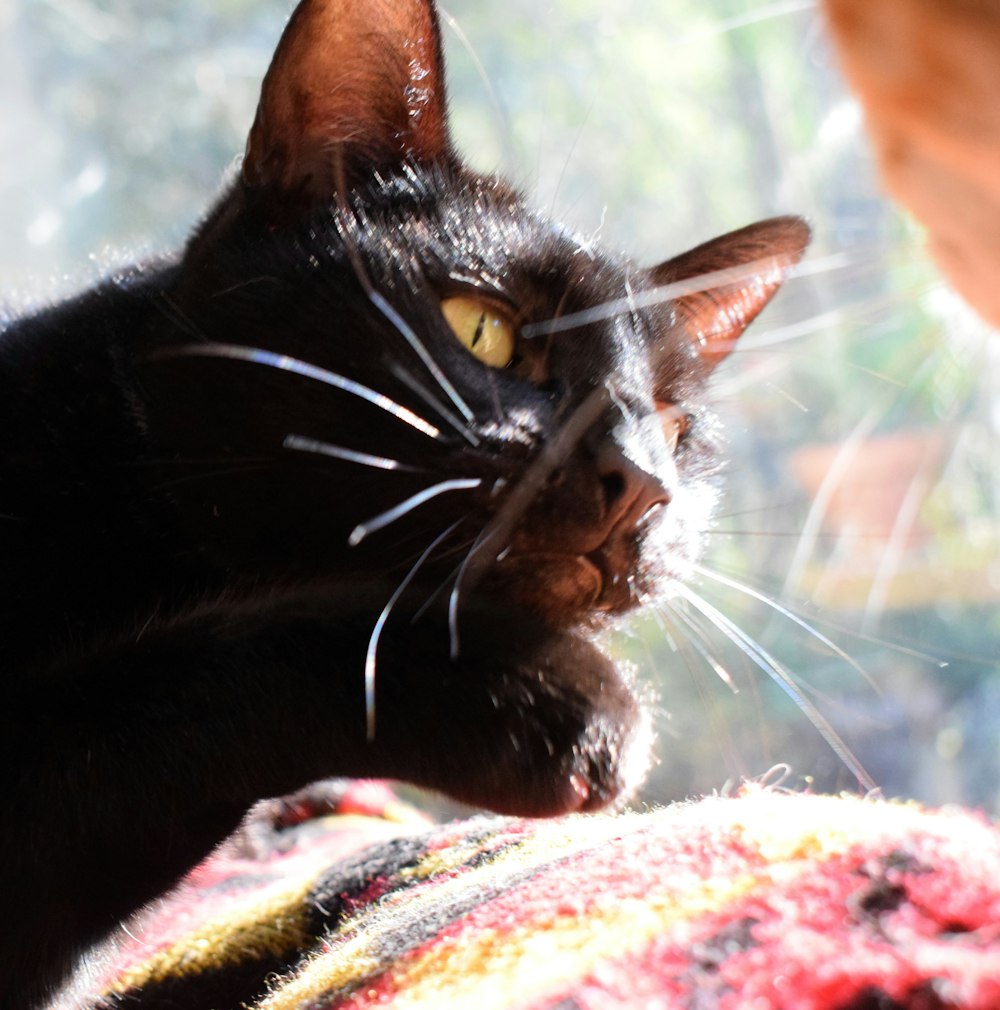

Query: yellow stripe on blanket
108 812 410 991
109 874 316 991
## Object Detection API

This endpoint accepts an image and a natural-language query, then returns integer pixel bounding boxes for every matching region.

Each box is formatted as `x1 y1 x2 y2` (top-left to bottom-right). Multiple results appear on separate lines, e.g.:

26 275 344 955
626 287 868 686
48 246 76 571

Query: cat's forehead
361 165 629 285
375 168 676 386
344 164 668 354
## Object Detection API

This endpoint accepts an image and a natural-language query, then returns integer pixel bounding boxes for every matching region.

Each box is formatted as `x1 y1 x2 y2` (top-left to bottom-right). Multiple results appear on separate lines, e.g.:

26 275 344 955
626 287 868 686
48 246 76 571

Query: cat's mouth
493 548 638 625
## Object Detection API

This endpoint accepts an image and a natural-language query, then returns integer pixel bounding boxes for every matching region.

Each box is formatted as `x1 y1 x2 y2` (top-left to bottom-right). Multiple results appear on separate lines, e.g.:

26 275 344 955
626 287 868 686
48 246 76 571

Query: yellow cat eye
657 401 689 453
440 295 516 368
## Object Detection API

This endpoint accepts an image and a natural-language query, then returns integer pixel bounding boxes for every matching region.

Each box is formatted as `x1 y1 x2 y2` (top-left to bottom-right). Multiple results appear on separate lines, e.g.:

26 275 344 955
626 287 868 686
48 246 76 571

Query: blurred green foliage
2 0 998 811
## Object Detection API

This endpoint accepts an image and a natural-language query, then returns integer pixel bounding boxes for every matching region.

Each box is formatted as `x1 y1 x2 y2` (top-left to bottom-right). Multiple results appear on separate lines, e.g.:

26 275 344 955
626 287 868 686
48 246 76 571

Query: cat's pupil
471 313 487 348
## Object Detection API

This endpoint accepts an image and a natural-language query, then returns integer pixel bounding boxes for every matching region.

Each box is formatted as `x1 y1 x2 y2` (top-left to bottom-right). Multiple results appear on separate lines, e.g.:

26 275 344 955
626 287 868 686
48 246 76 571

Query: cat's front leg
3 594 646 1007
369 602 650 816
120 592 649 819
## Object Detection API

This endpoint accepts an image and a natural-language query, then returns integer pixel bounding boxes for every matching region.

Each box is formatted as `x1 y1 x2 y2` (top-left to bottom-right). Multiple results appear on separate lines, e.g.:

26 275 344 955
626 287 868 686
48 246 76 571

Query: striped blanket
66 782 1000 1009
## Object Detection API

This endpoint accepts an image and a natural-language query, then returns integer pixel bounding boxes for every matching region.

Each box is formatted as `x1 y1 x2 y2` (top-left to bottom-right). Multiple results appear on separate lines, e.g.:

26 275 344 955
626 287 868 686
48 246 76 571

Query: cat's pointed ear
242 0 453 201
649 216 810 371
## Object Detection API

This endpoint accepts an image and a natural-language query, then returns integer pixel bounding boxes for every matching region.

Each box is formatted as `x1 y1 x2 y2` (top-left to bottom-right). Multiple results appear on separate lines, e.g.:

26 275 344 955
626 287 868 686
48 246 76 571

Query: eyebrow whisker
521 249 858 338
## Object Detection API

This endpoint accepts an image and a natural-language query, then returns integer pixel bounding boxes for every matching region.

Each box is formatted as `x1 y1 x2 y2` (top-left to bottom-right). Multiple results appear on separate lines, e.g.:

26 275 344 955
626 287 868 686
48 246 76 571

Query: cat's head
138 0 808 814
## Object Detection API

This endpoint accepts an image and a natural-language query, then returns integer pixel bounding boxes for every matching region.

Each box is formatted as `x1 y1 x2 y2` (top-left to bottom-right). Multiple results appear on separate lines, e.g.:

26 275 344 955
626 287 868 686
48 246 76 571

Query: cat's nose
594 442 670 537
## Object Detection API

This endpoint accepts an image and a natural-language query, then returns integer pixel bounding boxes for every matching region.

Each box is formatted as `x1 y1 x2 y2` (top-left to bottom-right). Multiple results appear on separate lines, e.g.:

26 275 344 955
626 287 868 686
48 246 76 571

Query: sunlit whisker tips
674 582 876 792
691 561 879 694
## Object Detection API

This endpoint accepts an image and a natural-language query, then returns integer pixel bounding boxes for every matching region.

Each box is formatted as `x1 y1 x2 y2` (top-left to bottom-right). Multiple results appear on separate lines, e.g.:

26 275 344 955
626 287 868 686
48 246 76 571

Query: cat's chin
494 553 602 618
491 552 643 628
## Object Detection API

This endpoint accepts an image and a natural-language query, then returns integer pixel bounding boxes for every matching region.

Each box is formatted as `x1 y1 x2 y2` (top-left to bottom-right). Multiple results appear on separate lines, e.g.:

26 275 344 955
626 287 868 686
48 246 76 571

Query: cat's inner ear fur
649 216 811 371
242 0 454 202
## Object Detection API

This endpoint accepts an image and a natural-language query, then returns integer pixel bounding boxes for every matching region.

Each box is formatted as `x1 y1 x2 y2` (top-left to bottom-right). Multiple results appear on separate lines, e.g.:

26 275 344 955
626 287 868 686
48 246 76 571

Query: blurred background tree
2 0 998 811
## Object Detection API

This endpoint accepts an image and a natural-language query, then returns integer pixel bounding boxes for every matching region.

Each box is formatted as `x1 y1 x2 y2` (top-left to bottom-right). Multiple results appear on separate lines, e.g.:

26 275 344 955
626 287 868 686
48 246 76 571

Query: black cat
0 0 808 1005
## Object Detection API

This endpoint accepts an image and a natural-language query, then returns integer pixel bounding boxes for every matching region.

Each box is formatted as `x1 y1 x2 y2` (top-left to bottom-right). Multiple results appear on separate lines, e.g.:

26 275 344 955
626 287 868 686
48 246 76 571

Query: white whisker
452 383 611 598
864 463 933 630
692 562 880 694
781 336 947 596
522 257 781 337
743 306 881 353
782 400 884 596
437 5 516 173
673 582 876 791
331 193 478 430
652 606 757 781
649 609 679 653
364 521 462 739
388 361 480 446
741 281 944 352
698 561 955 667
157 342 442 440
797 617 953 667
708 0 816 33
349 478 482 547
368 290 476 425
655 603 737 692
410 556 466 626
447 531 484 660
668 0 816 47
151 292 208 342
606 380 637 425
283 434 422 473
765 383 809 413
521 249 857 338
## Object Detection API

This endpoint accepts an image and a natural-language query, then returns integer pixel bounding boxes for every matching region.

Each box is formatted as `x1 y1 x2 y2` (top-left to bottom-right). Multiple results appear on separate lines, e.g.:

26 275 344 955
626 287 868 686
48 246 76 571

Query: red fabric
68 787 1000 1010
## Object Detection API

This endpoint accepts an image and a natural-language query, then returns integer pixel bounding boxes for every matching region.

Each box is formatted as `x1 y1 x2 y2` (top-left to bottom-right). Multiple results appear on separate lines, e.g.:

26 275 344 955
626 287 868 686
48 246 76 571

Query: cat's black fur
0 0 808 1005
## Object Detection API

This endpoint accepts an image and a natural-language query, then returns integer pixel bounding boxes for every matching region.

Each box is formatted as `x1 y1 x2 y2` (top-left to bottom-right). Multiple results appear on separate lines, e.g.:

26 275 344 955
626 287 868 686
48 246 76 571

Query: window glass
3 0 997 811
